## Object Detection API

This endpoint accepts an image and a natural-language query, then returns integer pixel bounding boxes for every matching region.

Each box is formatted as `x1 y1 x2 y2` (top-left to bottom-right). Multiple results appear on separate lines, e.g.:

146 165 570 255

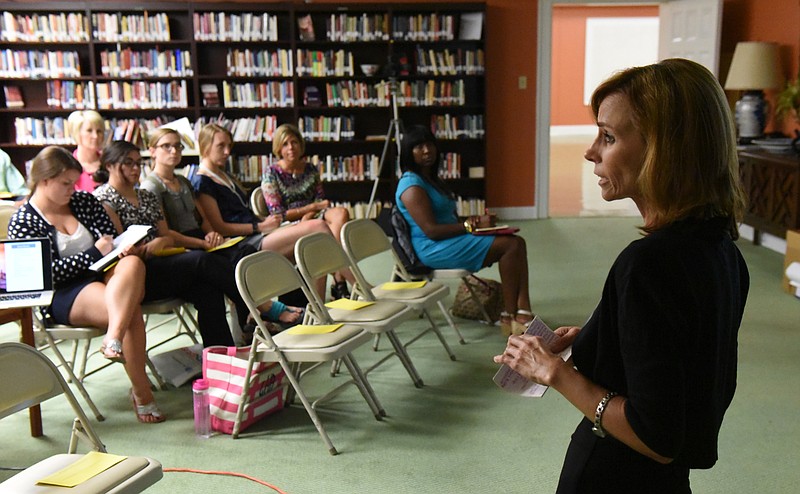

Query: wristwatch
251 220 259 234
463 219 473 233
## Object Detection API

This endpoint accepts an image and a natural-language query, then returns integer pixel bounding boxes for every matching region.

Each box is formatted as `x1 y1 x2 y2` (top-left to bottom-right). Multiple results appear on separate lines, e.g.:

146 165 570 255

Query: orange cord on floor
163 467 288 493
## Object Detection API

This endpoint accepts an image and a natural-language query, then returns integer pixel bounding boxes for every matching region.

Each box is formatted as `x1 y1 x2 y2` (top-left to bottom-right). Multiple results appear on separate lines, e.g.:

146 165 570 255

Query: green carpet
2 217 798 493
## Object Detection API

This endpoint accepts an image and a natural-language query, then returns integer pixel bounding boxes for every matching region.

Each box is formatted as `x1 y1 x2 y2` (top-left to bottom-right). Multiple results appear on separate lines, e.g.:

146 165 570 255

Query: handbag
202 346 286 434
450 275 503 323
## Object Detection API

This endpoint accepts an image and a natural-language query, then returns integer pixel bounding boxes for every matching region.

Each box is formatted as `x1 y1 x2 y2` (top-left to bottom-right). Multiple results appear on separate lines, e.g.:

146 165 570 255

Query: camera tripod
366 77 404 218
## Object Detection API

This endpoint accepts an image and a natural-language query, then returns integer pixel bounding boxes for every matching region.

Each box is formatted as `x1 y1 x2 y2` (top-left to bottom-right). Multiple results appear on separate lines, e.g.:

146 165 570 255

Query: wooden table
738 149 800 243
0 307 42 437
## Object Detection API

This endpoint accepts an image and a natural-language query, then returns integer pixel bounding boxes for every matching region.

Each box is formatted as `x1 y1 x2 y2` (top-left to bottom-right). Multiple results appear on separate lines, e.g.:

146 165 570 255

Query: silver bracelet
591 391 618 438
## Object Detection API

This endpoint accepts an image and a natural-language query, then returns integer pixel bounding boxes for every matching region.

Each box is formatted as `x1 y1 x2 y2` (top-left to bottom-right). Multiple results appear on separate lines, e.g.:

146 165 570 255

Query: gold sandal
499 312 513 337
512 310 535 335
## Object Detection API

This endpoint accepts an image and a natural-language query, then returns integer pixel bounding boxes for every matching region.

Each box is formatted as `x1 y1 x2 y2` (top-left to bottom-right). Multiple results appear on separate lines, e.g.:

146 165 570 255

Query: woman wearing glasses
93 140 250 348
8 146 163 423
140 128 302 327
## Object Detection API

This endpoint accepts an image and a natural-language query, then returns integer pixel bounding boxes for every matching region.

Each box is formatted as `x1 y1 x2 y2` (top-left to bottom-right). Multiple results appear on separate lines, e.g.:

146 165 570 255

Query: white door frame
535 0 658 219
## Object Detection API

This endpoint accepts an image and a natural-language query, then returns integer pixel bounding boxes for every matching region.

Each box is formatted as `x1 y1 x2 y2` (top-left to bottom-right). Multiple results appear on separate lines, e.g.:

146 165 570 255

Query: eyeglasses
156 142 184 152
120 158 142 168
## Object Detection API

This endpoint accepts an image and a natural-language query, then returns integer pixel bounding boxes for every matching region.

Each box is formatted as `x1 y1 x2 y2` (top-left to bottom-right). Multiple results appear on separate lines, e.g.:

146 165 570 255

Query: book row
1 11 89 42
296 49 355 78
431 114 485 140
193 12 279 42
308 153 380 182
95 80 188 110
92 12 171 42
198 115 280 143
391 14 456 41
322 14 391 42
414 47 485 76
221 81 295 109
298 115 356 142
226 49 293 78
100 48 194 78
0 50 81 79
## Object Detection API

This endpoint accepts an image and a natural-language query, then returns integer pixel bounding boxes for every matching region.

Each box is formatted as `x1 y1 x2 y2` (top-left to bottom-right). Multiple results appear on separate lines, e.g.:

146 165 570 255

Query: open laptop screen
0 237 54 308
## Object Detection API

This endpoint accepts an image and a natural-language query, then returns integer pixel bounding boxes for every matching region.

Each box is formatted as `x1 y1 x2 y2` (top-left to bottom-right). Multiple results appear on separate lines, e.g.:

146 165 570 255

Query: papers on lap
88 225 152 271
493 316 572 397
473 225 520 236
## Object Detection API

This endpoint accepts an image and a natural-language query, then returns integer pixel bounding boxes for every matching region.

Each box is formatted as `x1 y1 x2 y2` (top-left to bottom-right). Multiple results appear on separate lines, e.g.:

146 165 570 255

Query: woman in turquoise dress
395 125 533 335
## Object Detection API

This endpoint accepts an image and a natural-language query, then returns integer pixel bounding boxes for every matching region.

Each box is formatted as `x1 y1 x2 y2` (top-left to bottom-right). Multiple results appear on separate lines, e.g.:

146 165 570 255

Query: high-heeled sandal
130 391 166 424
100 338 126 364
499 311 513 337
512 309 535 335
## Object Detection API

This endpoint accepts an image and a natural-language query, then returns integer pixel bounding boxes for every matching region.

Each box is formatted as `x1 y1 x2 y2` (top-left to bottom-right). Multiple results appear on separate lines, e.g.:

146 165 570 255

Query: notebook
0 237 54 309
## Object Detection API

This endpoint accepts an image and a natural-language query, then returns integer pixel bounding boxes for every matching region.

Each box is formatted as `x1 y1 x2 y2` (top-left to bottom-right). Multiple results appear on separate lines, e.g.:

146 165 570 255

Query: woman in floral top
260 123 355 299
93 140 249 347
8 146 164 424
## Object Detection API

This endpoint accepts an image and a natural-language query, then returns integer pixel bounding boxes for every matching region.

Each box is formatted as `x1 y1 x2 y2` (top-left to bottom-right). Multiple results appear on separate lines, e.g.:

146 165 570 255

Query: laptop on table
0 238 54 309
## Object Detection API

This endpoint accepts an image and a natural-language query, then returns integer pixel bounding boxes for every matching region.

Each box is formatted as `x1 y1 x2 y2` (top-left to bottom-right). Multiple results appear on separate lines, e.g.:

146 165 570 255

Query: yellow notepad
37 451 127 487
325 299 374 310
154 247 187 257
207 236 244 252
285 323 343 335
380 281 427 290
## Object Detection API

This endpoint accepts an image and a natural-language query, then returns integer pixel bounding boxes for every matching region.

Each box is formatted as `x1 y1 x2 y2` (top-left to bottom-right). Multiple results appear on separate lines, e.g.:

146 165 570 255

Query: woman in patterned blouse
93 140 249 348
8 146 164 423
260 123 355 299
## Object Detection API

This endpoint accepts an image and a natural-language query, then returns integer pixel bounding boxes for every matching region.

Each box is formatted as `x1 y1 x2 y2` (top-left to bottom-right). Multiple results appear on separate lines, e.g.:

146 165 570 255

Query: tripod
366 77 404 219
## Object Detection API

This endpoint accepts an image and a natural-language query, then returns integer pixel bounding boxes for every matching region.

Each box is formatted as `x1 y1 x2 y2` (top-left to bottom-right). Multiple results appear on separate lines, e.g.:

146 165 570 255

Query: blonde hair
66 110 104 143
590 58 745 238
198 123 232 158
27 146 82 195
148 127 180 150
272 123 305 158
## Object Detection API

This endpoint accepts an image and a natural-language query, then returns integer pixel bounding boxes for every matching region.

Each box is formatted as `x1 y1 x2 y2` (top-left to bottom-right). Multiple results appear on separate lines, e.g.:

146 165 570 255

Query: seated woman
139 127 301 327
191 123 332 297
93 140 249 347
396 125 533 335
260 123 355 299
66 110 105 192
8 146 164 423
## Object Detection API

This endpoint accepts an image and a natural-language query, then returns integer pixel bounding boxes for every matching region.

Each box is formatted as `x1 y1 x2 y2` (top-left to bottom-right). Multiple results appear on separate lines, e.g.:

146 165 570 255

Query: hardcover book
3 85 24 108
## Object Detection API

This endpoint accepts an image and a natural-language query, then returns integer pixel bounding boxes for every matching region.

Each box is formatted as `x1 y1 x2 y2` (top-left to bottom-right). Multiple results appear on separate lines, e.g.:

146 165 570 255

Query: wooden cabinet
738 149 800 242
0 2 486 214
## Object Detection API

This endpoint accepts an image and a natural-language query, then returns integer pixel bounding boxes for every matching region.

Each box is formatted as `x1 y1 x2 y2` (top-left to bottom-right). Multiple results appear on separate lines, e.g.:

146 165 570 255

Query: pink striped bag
202 346 286 435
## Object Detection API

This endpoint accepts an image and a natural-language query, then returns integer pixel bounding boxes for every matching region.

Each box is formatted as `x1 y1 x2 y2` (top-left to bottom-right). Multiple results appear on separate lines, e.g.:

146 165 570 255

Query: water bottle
192 378 212 438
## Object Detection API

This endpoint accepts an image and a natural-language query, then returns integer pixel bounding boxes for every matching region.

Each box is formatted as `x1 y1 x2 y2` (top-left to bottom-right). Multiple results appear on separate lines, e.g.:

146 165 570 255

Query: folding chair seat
341 218 460 355
294 232 424 387
235 250 385 454
0 342 162 493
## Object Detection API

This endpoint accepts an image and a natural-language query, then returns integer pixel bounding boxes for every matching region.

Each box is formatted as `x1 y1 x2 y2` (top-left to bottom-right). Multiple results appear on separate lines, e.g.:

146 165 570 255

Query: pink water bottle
192 379 212 438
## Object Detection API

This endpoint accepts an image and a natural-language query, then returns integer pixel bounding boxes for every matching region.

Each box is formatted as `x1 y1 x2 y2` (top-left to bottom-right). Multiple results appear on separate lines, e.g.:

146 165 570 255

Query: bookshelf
0 2 486 214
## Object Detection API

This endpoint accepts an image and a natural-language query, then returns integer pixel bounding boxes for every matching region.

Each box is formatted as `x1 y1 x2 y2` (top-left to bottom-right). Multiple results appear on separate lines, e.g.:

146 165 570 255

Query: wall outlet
518 76 527 89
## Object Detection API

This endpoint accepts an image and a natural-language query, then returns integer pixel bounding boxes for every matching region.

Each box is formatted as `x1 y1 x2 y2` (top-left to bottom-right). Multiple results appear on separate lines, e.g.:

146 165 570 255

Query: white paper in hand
493 316 572 397
88 224 152 271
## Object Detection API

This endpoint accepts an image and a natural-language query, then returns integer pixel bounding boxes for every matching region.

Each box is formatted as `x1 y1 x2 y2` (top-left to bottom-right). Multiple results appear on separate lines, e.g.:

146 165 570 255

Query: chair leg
408 309 455 361
279 361 339 455
341 354 386 419
41 333 105 422
385 330 424 388
437 300 466 344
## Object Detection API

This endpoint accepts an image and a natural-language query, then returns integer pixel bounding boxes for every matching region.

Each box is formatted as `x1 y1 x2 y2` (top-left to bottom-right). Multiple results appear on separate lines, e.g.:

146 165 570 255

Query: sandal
512 310 535 336
499 311 513 337
100 338 126 364
130 391 166 424
262 301 304 327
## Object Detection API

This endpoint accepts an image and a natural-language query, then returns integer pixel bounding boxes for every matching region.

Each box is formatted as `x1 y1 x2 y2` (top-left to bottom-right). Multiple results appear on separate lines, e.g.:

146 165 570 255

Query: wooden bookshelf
0 2 486 212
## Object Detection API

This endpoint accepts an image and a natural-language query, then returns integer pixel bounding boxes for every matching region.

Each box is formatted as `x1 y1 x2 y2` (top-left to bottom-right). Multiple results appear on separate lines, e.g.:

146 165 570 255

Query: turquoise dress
396 171 493 272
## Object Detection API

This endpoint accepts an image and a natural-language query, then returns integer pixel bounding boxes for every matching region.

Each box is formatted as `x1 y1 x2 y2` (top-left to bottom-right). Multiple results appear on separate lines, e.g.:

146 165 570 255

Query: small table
0 307 42 437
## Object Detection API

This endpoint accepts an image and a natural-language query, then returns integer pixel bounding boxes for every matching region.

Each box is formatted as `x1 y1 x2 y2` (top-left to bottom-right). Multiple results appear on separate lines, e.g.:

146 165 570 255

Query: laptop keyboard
0 293 43 302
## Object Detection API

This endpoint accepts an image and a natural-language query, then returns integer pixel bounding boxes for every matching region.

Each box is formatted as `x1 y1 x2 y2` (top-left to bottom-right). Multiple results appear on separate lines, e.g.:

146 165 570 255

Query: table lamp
724 41 784 143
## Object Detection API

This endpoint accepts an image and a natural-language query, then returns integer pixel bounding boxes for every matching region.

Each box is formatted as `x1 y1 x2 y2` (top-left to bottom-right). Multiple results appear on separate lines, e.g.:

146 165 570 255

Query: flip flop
100 338 126 364
130 391 166 424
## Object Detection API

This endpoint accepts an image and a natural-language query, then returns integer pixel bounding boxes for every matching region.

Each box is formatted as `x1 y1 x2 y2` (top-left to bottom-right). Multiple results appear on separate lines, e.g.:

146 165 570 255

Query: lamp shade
724 41 784 90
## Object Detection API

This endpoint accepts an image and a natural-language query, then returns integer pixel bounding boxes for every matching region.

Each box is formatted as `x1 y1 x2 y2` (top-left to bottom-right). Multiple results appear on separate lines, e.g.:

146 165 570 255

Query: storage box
782 230 800 295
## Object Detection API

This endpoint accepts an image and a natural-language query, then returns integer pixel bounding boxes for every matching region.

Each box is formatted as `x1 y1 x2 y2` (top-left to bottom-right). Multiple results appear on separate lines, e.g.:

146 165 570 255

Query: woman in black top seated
93 140 248 347
8 146 164 423
494 59 749 493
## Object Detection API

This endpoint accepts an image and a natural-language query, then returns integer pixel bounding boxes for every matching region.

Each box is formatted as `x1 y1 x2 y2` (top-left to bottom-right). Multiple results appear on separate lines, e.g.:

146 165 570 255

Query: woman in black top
493 59 749 493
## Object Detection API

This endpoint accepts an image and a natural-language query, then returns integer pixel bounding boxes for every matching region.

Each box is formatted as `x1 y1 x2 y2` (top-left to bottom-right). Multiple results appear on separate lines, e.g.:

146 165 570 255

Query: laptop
0 237 54 309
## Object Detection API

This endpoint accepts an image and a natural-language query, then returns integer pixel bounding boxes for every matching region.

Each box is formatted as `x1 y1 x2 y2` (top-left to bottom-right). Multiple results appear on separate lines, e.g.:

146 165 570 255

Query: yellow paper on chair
325 299 374 310
380 281 427 290
285 323 343 335
37 451 127 487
